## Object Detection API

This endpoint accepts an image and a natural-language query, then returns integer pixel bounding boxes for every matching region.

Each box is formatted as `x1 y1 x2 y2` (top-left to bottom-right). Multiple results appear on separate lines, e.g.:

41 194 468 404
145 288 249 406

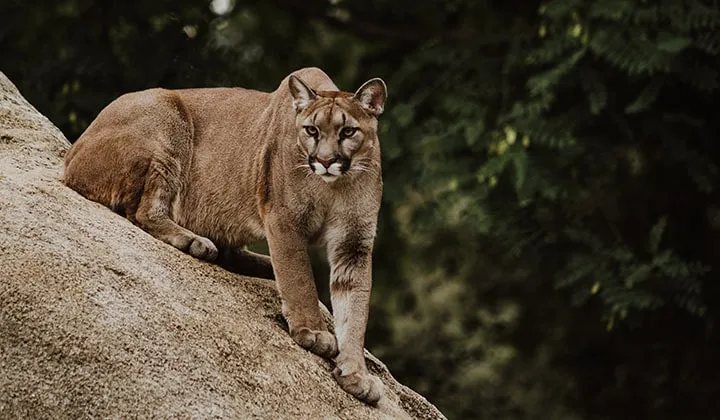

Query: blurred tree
370 0 720 418
3 0 720 419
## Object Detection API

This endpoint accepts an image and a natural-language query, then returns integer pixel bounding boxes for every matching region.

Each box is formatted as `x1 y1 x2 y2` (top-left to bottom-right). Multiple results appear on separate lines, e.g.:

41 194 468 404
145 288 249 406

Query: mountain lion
63 67 387 404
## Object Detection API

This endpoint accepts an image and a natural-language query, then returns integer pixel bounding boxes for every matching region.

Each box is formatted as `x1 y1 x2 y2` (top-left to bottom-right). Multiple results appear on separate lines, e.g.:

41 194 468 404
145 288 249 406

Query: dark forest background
3 0 720 418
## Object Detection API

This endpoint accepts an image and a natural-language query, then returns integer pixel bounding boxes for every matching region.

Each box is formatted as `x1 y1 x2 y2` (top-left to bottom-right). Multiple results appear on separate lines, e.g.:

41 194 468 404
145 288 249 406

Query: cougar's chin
320 174 339 183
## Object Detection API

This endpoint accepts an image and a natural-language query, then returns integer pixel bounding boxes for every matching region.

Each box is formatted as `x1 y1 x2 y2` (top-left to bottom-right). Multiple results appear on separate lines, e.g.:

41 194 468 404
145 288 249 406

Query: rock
0 72 445 420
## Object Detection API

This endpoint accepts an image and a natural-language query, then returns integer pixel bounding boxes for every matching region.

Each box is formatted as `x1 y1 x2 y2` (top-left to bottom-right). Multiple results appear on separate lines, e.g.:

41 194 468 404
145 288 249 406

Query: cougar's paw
188 236 218 261
333 364 384 405
291 327 339 358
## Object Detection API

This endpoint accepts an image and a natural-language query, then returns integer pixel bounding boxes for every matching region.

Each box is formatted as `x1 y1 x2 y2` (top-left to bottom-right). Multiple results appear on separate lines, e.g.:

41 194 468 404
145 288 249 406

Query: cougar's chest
286 189 336 244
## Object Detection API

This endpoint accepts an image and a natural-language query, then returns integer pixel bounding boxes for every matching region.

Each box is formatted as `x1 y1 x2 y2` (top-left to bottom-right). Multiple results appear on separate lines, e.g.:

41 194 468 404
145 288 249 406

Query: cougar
63 67 387 404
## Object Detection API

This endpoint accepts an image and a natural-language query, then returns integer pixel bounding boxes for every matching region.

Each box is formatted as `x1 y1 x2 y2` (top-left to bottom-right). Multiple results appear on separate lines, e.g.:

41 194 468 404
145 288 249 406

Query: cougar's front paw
188 236 218 261
333 362 384 405
291 327 339 358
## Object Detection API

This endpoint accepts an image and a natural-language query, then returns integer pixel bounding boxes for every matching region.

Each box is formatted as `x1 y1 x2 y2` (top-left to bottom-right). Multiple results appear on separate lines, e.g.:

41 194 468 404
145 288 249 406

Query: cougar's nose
315 157 337 169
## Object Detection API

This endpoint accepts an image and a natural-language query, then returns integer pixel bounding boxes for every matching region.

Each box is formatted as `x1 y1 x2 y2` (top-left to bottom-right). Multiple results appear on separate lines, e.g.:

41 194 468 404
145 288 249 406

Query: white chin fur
321 174 338 183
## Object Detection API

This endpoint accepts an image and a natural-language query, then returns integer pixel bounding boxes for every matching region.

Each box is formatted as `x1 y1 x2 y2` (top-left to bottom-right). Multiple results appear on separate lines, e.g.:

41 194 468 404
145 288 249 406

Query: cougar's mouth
308 155 350 182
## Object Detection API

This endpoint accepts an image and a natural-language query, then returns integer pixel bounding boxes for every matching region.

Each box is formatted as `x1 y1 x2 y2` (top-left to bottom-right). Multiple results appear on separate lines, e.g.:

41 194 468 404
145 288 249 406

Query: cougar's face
289 76 387 183
297 98 376 182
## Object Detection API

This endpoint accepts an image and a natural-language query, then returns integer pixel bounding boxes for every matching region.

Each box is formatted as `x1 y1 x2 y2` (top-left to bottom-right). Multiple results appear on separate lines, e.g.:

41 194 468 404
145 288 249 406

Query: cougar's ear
288 75 317 112
353 78 387 117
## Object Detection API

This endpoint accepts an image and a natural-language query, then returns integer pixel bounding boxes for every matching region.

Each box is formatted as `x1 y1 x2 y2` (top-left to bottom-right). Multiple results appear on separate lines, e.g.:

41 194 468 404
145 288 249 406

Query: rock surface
0 72 445 420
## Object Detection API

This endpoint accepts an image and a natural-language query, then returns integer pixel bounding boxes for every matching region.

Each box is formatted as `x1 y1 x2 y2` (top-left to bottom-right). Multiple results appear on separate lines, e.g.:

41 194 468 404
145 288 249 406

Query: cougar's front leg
326 224 383 405
265 216 338 359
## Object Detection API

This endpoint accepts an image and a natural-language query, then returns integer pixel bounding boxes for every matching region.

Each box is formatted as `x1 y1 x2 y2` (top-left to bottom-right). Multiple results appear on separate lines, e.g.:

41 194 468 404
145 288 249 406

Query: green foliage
557 221 710 326
491 0 719 330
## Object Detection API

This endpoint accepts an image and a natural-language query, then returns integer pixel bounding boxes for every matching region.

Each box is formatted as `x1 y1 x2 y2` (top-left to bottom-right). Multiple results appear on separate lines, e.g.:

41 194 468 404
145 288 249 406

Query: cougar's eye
304 125 319 136
340 127 357 138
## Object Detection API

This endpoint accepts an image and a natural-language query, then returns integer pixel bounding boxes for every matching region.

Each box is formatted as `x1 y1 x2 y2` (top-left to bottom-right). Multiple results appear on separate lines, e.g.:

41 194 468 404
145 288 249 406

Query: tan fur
63 67 388 404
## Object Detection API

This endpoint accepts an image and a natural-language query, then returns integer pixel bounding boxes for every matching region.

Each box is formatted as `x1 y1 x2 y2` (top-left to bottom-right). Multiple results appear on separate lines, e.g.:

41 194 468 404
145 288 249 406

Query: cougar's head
289 75 387 183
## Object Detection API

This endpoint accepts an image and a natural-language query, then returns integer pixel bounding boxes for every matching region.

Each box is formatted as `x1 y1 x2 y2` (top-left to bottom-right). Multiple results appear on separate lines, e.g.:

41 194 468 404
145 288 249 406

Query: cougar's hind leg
216 246 275 279
132 91 218 261
134 155 218 261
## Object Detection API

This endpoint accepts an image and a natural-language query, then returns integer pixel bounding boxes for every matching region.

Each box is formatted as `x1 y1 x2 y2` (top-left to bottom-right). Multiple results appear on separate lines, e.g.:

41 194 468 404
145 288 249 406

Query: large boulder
0 72 445 420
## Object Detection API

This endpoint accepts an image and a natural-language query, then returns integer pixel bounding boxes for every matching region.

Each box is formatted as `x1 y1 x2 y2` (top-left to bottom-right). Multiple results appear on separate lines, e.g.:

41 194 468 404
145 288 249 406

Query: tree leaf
625 77 664 114
648 216 667 253
656 32 691 53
